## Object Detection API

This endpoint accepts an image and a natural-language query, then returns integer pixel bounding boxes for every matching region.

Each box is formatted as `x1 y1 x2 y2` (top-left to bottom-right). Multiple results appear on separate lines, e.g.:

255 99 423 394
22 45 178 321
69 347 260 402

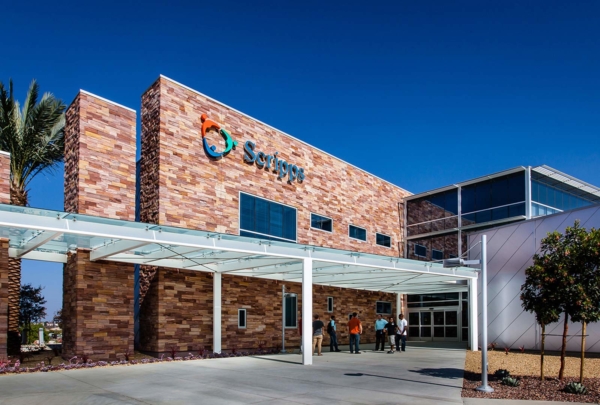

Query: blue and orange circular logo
201 113 238 159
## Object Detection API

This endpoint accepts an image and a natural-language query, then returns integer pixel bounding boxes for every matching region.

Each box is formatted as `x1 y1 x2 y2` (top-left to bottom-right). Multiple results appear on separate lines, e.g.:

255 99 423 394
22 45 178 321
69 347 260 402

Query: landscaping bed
1 348 281 375
462 350 600 403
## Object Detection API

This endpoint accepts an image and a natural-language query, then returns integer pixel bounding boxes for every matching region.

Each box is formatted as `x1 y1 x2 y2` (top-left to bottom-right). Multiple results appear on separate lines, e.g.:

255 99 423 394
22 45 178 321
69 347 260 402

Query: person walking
312 314 325 356
396 313 408 352
347 312 362 354
384 316 398 353
374 314 388 351
327 315 341 352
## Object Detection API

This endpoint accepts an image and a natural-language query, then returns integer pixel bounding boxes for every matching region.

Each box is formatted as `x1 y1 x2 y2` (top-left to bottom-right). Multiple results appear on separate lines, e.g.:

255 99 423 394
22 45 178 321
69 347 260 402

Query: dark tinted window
311 213 333 232
284 295 297 327
414 244 427 257
376 233 391 247
240 193 297 242
349 225 367 241
238 309 246 328
376 301 392 314
432 249 443 261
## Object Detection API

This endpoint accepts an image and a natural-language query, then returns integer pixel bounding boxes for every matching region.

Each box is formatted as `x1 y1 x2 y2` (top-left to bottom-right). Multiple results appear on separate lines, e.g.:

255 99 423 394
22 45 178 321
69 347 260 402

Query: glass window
238 309 246 329
376 301 392 314
507 171 525 204
284 295 297 328
376 233 391 248
327 297 333 313
414 244 427 258
239 193 297 242
432 249 443 261
349 225 367 241
311 213 333 232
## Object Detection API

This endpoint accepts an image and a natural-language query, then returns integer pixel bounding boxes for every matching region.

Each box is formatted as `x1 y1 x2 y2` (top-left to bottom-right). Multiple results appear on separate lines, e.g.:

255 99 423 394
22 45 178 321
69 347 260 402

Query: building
405 166 600 263
403 166 600 344
0 75 597 360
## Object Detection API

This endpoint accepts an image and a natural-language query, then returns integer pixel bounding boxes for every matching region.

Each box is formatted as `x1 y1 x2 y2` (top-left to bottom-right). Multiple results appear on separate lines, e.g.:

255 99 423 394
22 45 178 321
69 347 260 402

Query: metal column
302 258 313 365
213 272 222 354
469 277 478 351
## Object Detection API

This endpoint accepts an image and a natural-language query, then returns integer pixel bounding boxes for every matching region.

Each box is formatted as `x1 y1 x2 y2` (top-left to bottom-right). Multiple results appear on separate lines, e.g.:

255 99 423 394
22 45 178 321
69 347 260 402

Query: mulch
462 371 600 403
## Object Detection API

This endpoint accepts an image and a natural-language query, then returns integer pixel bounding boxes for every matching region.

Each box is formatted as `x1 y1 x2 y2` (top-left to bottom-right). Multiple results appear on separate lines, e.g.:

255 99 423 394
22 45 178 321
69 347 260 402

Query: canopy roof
0 204 477 294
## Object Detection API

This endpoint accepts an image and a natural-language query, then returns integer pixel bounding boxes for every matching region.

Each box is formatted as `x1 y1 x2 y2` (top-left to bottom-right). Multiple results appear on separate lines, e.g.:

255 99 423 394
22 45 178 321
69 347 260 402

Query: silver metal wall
468 204 600 352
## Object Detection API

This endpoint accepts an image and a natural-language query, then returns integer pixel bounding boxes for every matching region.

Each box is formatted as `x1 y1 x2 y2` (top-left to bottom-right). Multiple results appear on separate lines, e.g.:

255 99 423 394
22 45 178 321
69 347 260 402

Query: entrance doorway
408 308 459 341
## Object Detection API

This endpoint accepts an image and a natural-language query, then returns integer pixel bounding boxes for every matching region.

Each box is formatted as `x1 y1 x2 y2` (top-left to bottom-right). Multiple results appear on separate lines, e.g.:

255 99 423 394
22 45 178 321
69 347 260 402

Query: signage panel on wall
201 113 305 184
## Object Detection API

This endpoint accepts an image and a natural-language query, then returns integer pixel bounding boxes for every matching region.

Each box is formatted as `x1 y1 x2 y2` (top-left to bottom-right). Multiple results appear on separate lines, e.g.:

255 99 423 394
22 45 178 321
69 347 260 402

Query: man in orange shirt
347 312 363 354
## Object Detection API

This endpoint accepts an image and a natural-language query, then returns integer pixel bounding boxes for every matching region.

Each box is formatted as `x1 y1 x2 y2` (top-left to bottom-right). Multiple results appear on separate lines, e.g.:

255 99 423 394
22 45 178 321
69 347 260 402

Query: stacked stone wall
137 76 409 354
140 268 397 355
0 240 9 358
62 251 134 360
63 91 137 360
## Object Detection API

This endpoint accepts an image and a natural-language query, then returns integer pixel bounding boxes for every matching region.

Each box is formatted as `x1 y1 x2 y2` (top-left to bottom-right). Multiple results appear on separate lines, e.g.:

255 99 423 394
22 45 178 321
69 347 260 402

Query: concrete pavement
0 343 466 405
1 343 595 405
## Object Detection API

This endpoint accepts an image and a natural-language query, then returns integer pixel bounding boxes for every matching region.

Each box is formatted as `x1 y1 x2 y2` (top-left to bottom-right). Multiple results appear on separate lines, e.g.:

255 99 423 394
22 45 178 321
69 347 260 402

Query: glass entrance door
408 309 459 341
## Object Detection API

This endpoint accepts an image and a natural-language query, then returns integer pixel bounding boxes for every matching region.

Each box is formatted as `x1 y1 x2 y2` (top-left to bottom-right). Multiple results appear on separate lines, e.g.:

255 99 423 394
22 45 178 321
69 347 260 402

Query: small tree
567 225 600 383
522 221 600 381
19 284 47 341
53 309 63 329
521 259 561 380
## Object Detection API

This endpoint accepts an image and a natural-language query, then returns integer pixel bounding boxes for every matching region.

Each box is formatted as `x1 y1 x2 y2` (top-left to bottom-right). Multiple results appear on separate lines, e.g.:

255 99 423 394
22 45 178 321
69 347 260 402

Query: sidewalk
464 399 596 405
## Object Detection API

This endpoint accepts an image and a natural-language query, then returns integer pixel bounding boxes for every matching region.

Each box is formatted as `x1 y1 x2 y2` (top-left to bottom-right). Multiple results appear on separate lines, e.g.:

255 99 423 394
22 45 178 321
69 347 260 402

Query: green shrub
564 382 588 395
501 376 520 387
494 369 510 378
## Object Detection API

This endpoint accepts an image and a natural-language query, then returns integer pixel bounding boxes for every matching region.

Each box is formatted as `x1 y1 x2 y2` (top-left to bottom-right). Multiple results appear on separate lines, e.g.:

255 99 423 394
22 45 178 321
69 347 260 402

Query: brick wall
140 76 409 254
137 76 409 354
63 91 136 360
140 268 397 355
62 251 134 360
0 240 8 358
0 152 9 203
0 153 10 357
64 91 137 219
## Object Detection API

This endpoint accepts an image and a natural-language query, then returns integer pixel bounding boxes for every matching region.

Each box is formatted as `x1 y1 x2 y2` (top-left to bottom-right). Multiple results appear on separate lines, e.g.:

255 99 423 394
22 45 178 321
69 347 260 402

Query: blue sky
3 0 599 319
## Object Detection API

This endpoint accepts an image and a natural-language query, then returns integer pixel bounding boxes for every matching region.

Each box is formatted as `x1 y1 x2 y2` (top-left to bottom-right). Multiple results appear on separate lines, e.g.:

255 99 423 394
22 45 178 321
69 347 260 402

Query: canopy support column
302 258 313 365
213 272 222 354
469 277 478 351
396 293 402 321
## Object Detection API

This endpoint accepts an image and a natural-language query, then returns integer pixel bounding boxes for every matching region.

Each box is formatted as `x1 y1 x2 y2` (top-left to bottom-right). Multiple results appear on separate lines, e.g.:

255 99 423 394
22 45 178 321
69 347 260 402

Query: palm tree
0 79 65 353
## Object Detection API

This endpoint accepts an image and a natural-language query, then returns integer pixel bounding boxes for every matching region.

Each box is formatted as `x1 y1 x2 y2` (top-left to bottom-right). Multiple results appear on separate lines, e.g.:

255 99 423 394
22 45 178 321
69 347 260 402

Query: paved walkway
0 343 467 405
1 343 594 405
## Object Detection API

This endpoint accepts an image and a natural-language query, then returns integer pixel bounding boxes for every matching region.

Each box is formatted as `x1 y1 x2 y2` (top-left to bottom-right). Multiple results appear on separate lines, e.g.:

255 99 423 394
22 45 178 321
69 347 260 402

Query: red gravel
462 372 600 403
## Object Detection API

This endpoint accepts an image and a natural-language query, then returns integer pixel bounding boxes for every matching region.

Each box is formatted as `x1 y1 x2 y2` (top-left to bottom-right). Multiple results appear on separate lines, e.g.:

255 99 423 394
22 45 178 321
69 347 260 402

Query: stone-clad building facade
63 91 137 360
59 76 410 359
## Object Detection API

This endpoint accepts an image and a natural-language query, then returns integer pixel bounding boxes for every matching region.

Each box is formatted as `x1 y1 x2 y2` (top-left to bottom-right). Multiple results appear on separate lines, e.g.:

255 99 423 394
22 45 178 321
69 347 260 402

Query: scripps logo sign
200 113 305 184
243 141 305 184
201 114 238 159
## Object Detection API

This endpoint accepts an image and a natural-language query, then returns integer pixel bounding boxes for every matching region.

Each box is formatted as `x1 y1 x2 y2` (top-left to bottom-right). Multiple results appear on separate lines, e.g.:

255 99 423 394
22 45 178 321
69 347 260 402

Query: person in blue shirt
374 314 388 351
327 315 341 352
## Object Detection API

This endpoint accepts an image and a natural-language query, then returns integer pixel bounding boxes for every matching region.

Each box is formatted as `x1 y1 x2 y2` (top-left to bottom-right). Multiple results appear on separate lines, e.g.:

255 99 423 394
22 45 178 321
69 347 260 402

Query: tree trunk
559 313 569 381
7 182 27 355
580 322 586 384
541 323 545 381
7 257 21 354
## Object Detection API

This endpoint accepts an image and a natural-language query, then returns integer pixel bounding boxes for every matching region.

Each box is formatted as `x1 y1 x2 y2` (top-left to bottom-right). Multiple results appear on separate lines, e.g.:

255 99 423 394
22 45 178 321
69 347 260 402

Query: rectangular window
376 301 392 314
376 233 391 248
284 295 297 328
349 225 367 241
432 249 443 261
311 213 333 232
238 309 246 329
327 297 334 312
239 193 297 242
414 244 427 258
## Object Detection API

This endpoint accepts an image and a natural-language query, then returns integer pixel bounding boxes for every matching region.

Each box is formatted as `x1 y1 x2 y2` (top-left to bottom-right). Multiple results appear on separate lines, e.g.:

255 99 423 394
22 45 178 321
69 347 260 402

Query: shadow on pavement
409 367 464 379
343 372 462 389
